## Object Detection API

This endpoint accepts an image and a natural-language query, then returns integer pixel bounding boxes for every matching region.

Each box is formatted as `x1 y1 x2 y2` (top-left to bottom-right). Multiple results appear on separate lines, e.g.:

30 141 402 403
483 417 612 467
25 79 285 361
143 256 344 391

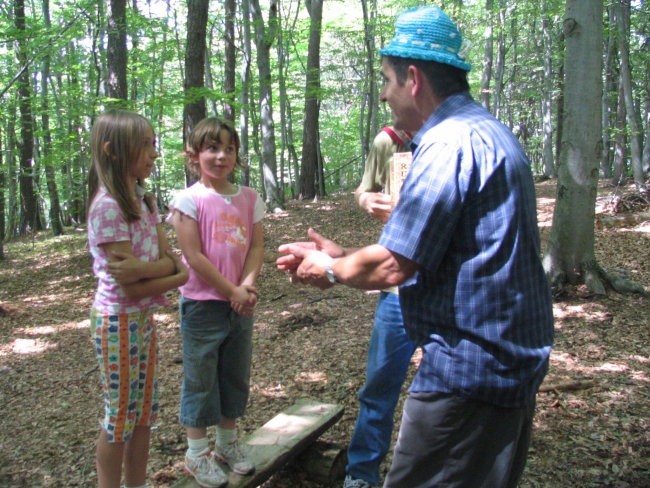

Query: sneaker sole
212 453 255 476
184 467 228 488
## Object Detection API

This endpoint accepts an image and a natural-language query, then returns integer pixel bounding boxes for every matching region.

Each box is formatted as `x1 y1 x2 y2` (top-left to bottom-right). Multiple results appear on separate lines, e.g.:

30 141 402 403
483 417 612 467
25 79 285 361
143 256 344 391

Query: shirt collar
411 91 474 148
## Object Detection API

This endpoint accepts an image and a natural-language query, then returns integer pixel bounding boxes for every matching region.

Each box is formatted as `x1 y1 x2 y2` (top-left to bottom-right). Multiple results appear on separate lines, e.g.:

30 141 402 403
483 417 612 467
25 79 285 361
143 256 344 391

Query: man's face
379 58 419 132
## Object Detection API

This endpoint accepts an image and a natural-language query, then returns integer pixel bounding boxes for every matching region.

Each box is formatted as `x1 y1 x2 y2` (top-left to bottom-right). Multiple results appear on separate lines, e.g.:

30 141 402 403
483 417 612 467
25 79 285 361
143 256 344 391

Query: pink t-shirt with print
88 186 167 314
167 182 265 302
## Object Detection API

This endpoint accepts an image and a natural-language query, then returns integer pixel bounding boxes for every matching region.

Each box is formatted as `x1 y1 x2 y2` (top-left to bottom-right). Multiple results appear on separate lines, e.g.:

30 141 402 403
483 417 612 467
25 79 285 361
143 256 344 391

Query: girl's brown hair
185 117 244 176
88 109 155 222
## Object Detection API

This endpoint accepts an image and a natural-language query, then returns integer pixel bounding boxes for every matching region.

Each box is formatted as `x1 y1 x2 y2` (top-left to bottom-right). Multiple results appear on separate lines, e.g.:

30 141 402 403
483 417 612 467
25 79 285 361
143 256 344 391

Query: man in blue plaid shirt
278 6 554 488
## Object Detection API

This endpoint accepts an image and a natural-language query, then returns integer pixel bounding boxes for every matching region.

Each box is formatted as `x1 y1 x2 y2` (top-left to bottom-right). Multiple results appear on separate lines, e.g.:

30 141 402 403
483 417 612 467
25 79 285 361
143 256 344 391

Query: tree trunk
493 3 506 120
614 1 646 191
239 0 252 187
276 4 288 197
601 5 616 178
544 0 604 294
612 77 627 185
361 0 378 162
299 0 323 200
223 0 237 122
107 0 128 102
641 57 650 175
204 41 219 117
41 0 64 236
183 0 209 184
0 126 5 259
250 0 282 211
480 0 494 111
15 0 42 235
541 7 555 178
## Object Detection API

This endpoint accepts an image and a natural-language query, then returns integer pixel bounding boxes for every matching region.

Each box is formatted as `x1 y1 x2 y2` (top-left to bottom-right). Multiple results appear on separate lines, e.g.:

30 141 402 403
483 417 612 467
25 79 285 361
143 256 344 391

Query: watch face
325 267 337 284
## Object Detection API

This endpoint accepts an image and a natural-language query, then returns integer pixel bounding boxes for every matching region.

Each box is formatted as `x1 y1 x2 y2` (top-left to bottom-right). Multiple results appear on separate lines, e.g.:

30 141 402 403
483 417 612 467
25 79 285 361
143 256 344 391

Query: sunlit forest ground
0 180 648 487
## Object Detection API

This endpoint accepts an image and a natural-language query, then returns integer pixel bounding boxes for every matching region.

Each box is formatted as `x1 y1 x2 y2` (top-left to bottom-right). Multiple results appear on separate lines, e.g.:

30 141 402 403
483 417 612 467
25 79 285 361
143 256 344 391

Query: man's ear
408 65 422 97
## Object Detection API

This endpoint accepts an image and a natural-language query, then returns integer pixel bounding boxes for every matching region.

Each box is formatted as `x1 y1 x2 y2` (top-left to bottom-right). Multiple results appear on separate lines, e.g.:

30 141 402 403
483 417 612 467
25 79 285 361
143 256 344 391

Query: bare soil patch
0 180 648 487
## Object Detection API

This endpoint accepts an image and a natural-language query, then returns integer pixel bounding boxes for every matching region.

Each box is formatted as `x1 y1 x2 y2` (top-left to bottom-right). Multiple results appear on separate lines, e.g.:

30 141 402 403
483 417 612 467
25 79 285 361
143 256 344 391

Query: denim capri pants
179 297 254 428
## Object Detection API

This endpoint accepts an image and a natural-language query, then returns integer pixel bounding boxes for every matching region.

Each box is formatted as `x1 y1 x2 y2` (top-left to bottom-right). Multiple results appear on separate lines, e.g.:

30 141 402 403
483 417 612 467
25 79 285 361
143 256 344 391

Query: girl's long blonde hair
88 109 154 222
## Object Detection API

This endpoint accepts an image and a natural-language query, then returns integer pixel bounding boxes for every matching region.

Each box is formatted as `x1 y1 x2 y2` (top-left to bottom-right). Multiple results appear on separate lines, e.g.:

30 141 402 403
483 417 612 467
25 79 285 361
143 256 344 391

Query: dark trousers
384 392 536 488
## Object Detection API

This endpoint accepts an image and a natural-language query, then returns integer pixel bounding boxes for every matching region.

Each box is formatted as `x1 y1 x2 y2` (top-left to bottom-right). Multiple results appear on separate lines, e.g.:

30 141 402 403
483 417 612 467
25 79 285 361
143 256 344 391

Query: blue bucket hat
379 6 472 72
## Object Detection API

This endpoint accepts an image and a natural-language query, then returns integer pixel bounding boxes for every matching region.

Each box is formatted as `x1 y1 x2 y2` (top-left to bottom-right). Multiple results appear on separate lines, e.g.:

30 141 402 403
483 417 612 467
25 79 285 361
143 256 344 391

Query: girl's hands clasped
230 284 258 317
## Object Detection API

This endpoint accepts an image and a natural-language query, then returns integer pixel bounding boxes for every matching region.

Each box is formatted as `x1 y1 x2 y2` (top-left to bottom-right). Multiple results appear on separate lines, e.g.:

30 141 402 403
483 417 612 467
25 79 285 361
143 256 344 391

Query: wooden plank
172 399 344 488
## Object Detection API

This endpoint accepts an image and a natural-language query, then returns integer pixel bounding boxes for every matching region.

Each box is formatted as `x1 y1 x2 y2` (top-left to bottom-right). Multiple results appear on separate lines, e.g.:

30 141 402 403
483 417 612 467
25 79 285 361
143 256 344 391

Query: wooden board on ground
173 399 344 488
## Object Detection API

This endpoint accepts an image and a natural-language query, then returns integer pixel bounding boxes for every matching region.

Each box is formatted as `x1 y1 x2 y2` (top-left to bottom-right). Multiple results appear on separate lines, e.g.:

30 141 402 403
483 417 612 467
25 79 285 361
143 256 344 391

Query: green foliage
0 0 648 235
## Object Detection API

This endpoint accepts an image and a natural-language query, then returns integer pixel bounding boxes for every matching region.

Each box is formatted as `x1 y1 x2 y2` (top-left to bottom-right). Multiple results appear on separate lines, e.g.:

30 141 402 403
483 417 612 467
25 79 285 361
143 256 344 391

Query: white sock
215 426 236 447
187 437 210 457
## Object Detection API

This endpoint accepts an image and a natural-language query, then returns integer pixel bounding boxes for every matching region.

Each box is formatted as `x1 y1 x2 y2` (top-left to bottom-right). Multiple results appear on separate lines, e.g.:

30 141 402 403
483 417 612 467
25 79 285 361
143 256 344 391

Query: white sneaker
185 448 228 487
213 440 255 475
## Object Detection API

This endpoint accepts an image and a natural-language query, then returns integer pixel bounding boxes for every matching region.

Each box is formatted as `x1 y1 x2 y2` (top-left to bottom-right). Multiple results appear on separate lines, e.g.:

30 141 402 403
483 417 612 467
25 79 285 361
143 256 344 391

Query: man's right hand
357 192 393 223
276 228 345 273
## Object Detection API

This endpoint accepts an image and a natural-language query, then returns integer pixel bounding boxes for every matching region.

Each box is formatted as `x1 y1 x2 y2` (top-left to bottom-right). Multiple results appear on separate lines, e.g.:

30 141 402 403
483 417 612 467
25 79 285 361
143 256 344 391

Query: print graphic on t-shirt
213 212 247 249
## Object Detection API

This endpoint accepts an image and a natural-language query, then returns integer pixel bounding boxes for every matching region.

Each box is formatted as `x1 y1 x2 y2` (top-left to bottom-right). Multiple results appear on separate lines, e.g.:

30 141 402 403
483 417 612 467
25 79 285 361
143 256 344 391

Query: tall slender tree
601 4 617 178
0 125 5 259
239 0 253 187
183 0 209 185
107 0 128 101
541 3 555 178
298 0 323 200
41 0 63 235
614 1 646 191
361 0 378 162
15 0 42 234
223 0 237 121
250 0 282 210
480 0 494 111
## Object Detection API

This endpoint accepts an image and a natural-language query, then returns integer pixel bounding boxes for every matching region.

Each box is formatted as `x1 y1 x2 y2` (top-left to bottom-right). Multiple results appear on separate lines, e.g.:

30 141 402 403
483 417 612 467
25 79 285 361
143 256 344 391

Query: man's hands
357 192 393 223
277 228 340 290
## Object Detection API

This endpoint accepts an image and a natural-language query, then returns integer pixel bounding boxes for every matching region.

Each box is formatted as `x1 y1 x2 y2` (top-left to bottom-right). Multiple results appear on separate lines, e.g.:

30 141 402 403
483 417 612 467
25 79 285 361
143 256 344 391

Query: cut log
172 399 344 488
294 440 347 485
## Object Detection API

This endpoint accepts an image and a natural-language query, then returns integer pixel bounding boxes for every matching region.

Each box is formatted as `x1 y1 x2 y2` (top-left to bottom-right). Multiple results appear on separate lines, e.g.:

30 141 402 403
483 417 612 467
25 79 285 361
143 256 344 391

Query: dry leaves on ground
0 180 648 487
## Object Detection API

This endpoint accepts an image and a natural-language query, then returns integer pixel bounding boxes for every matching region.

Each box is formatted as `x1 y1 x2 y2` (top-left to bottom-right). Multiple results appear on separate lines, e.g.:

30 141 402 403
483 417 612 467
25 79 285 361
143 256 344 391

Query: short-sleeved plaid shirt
380 92 554 407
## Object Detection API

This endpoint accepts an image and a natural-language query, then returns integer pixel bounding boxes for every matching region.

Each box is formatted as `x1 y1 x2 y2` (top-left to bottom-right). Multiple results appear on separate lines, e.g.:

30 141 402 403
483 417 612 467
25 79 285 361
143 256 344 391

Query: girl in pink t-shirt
168 118 264 487
87 109 188 488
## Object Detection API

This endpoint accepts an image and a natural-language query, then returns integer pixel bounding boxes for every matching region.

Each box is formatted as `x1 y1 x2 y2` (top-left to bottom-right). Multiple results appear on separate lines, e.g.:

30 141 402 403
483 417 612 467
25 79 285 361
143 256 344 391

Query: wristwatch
324 265 338 284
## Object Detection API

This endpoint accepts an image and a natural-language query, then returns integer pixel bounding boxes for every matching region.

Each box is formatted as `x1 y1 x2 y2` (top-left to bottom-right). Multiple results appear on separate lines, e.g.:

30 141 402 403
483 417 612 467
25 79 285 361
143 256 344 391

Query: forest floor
0 179 649 488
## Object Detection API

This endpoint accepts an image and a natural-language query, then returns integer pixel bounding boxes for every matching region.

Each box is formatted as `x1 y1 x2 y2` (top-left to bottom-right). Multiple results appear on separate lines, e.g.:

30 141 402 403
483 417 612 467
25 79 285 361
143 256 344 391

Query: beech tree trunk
107 0 128 101
42 0 63 235
0 126 5 259
361 0 378 162
299 0 323 200
223 0 237 122
250 0 283 211
614 1 646 190
601 5 616 178
543 0 604 293
480 0 494 111
15 0 42 234
541 6 555 178
612 77 627 185
239 0 252 187
183 0 209 184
